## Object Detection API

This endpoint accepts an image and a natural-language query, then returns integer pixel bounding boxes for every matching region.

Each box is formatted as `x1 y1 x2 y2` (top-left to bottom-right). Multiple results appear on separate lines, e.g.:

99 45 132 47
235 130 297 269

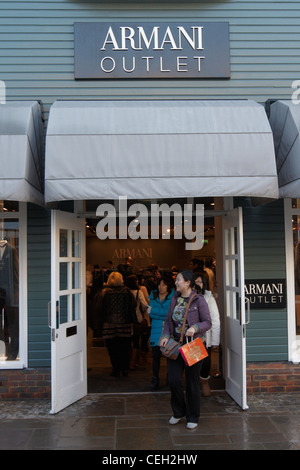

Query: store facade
0 0 300 412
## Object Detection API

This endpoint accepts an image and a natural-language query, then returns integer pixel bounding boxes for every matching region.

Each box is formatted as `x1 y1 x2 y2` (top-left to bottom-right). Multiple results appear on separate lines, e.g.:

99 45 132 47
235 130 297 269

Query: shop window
292 199 300 335
0 201 20 362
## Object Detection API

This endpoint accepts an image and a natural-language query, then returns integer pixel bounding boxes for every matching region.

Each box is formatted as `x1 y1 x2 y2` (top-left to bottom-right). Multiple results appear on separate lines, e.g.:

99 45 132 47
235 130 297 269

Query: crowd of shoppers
89 257 220 429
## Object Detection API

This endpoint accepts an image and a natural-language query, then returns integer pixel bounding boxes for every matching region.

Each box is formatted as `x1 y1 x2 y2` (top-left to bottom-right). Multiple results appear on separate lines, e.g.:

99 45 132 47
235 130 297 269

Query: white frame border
284 198 300 364
0 202 27 369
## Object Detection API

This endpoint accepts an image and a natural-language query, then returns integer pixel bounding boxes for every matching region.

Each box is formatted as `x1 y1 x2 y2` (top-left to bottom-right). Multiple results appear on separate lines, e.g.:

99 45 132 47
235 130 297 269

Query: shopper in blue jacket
148 271 174 390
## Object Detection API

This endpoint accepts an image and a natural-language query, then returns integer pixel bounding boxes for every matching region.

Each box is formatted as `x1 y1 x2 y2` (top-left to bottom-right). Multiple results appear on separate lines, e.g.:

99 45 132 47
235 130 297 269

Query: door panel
51 210 87 414
223 207 248 410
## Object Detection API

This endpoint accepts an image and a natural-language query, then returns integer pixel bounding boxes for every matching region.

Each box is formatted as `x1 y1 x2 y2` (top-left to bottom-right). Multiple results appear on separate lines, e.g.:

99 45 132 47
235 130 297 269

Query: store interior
84 198 225 393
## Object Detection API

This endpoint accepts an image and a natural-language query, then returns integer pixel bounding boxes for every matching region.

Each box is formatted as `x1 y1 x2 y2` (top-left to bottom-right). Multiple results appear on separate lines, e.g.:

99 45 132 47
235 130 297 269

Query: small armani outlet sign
244 279 286 309
74 22 230 79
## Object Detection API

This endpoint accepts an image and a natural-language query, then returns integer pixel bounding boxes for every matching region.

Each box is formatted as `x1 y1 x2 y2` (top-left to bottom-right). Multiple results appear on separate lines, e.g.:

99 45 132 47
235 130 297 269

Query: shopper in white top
194 273 220 397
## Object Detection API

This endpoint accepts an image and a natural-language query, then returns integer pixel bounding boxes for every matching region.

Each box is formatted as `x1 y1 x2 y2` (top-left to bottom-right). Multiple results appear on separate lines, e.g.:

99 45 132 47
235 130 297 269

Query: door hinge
51 328 56 342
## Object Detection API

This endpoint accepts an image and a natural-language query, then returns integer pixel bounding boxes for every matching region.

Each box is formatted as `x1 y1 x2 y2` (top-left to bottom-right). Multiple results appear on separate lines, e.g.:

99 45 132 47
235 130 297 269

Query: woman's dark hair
160 271 174 293
194 272 208 294
125 274 139 290
178 269 195 288
190 258 204 270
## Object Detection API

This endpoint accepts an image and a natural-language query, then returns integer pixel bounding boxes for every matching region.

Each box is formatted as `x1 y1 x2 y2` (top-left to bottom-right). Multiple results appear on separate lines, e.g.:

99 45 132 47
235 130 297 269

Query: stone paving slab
0 392 299 450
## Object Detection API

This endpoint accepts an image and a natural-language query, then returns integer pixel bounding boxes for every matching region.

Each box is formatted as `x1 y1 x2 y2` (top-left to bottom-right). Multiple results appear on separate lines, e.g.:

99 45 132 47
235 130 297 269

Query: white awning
269 100 300 198
45 99 278 202
0 101 44 205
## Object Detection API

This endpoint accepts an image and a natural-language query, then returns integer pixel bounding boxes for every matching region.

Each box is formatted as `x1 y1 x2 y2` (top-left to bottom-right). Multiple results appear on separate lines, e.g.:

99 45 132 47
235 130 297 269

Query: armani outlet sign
74 22 230 79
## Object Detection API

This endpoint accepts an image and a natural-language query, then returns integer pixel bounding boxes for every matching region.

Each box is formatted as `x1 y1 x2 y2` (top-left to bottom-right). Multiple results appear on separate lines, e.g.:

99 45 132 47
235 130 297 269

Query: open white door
223 207 248 410
50 210 87 414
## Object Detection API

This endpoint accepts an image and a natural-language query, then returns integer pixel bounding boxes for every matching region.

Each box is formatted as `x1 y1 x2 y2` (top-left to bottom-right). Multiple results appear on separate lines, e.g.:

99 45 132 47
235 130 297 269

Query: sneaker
169 416 183 425
186 422 198 429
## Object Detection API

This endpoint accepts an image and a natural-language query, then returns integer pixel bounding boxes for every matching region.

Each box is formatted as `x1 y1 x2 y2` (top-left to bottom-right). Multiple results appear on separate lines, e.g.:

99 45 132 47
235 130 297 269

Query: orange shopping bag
179 337 208 366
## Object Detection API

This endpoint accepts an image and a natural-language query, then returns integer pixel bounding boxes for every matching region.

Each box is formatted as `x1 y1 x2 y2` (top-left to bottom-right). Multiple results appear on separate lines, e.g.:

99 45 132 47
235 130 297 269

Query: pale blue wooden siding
27 204 51 367
0 0 299 123
239 199 288 361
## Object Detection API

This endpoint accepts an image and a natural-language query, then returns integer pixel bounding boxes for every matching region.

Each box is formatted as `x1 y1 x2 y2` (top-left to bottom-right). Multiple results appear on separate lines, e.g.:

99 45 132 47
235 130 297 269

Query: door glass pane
0 201 18 212
60 229 68 257
59 262 68 290
225 258 238 286
234 259 239 287
72 262 81 289
225 227 237 256
0 215 19 362
293 214 300 335
72 230 81 257
235 291 240 321
72 293 81 320
59 295 69 324
292 199 300 209
226 290 240 321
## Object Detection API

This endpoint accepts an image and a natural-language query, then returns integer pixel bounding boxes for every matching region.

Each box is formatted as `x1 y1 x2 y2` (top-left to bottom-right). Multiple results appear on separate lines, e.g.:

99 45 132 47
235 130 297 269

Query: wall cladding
27 203 51 367
0 0 299 123
238 198 288 361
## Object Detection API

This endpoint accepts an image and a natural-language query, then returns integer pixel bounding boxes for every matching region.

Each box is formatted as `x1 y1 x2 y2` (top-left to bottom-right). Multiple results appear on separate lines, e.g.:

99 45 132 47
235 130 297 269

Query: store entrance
84 198 225 394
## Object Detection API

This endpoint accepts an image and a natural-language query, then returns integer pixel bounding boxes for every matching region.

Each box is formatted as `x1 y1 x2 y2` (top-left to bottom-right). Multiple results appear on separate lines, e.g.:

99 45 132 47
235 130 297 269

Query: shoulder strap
180 293 196 344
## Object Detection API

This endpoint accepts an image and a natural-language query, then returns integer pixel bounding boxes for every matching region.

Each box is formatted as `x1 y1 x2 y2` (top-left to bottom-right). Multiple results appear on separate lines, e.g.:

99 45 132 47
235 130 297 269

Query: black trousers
167 354 202 423
200 346 211 379
106 336 131 372
151 345 162 378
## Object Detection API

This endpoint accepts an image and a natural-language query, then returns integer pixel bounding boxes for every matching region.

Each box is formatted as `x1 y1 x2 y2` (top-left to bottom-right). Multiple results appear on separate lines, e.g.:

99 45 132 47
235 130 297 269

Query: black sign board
74 22 230 79
244 279 286 309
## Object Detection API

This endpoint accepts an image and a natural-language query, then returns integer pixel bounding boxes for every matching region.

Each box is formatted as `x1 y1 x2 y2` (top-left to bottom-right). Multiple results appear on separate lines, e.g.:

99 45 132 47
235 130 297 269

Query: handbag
179 336 208 366
159 337 181 360
160 293 196 360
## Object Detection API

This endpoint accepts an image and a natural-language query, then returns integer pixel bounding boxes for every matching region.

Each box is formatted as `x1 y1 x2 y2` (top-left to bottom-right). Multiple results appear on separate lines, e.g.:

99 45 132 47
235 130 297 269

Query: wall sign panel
74 22 230 79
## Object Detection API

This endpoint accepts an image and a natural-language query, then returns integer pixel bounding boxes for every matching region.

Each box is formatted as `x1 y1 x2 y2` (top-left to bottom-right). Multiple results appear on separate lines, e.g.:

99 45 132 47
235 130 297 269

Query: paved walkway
0 391 299 450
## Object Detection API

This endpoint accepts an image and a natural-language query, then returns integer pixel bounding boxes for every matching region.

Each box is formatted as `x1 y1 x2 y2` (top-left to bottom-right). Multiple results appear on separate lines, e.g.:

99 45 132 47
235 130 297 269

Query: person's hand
160 338 168 347
185 326 196 337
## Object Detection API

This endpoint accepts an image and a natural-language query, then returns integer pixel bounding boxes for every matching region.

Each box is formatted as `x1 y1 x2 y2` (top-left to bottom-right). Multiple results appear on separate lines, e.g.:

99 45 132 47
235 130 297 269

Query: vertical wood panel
239 198 288 361
27 203 51 367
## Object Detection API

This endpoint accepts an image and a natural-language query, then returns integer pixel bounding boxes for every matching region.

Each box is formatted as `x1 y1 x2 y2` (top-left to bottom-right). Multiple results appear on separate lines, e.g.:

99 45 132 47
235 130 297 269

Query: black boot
150 377 159 390
110 369 120 377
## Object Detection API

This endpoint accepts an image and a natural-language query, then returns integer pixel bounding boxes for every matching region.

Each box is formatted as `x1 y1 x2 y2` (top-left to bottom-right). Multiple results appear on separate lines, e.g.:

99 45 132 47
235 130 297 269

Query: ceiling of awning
45 99 278 203
269 100 300 198
0 101 44 205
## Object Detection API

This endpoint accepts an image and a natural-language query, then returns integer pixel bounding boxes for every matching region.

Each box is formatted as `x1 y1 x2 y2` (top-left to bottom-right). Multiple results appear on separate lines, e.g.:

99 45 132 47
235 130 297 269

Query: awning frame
0 101 44 205
45 99 279 203
269 99 300 198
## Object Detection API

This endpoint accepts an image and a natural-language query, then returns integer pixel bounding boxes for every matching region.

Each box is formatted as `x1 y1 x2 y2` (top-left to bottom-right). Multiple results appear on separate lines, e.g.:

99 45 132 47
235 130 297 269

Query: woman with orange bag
160 270 211 429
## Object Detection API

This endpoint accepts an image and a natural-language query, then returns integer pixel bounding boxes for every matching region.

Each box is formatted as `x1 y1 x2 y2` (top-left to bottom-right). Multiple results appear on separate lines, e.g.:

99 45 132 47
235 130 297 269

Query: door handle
245 297 250 325
56 300 59 328
48 302 51 328
48 301 57 341
48 301 60 327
